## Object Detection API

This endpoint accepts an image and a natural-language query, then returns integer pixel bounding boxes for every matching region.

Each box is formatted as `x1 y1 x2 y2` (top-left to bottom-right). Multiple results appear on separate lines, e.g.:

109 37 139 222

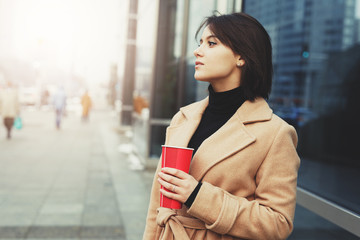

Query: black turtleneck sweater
184 84 246 208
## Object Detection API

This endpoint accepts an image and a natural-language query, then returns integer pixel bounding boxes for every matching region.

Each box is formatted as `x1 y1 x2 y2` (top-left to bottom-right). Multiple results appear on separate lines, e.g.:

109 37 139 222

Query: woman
143 12 300 240
53 86 66 129
81 90 92 121
0 81 20 139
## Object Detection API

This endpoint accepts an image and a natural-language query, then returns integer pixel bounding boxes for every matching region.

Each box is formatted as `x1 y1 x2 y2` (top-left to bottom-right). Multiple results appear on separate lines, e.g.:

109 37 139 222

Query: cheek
211 51 236 67
210 58 236 74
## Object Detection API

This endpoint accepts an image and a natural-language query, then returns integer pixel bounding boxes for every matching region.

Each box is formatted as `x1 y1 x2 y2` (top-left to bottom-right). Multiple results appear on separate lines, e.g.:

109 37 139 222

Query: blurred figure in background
0 81 20 139
81 90 92 121
40 88 50 107
52 86 66 129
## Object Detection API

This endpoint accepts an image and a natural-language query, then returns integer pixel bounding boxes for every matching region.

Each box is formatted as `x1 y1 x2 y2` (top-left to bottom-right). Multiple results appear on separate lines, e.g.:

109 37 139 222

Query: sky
0 0 128 88
0 0 359 88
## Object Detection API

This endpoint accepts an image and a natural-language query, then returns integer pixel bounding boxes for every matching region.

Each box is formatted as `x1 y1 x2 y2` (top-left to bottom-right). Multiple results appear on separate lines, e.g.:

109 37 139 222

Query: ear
237 57 245 67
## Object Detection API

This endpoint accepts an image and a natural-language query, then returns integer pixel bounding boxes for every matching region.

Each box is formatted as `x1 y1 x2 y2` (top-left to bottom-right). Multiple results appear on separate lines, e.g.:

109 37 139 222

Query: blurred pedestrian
0 81 20 139
143 12 300 240
52 86 66 129
81 90 92 121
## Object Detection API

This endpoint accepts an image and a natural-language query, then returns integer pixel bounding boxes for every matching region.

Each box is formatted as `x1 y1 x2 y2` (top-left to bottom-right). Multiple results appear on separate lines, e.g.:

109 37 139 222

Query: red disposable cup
160 145 194 209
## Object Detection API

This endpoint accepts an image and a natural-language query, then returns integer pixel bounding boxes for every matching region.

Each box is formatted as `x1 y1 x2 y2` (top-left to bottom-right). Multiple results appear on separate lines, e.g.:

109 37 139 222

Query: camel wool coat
143 97 300 240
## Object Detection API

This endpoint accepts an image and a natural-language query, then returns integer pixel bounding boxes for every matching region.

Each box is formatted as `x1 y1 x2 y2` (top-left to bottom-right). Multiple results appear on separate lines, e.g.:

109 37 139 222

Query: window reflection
243 0 360 214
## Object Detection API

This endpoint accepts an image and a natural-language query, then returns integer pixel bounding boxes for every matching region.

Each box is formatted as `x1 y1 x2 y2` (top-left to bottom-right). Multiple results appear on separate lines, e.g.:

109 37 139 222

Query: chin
194 75 211 82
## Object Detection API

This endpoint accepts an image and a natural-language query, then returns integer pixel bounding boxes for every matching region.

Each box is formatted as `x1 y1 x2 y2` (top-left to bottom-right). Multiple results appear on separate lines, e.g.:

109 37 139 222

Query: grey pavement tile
46 190 85 196
26 239 78 240
0 205 39 215
26 226 80 238
0 214 36 226
116 197 149 212
51 186 86 192
3 191 47 198
15 185 51 192
83 204 119 214
34 213 82 226
39 204 84 215
126 233 145 240
3 195 45 203
80 226 126 239
0 226 29 238
84 197 117 206
81 213 121 226
44 197 84 205
1 199 44 207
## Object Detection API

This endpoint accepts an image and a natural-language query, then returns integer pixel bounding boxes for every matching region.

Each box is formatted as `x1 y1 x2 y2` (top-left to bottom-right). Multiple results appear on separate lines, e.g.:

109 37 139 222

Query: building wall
243 0 360 238
132 0 240 160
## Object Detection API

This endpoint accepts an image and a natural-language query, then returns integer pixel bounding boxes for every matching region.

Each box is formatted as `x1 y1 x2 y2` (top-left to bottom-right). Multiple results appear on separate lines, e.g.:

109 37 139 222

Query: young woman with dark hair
143 12 300 240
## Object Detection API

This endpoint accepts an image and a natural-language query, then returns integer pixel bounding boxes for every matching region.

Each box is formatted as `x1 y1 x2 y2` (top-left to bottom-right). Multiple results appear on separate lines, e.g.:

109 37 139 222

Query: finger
159 188 183 202
157 178 177 192
158 171 182 186
162 167 188 179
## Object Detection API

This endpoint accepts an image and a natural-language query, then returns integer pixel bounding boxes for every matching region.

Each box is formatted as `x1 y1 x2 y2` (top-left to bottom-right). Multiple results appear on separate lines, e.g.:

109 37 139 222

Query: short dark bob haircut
196 12 273 100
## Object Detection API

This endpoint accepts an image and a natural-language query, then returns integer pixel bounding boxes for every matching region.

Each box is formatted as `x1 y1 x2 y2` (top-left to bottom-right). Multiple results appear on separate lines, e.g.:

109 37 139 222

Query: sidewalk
0 106 155 240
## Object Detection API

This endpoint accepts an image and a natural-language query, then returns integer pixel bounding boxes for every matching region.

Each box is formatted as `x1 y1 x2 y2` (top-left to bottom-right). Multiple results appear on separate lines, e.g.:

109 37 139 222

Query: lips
195 61 204 66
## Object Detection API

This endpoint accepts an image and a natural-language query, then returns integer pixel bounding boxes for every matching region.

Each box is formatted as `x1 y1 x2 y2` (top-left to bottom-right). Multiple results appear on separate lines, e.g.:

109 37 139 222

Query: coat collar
179 97 273 124
166 97 273 181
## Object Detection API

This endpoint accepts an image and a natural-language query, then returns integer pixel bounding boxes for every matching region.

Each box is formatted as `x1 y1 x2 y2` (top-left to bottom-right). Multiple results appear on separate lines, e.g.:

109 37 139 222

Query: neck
209 73 241 92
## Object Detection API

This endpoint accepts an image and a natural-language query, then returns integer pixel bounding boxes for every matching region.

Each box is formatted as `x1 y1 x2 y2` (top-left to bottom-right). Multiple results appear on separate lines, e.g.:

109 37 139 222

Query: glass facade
132 0 159 163
243 0 360 237
134 0 240 159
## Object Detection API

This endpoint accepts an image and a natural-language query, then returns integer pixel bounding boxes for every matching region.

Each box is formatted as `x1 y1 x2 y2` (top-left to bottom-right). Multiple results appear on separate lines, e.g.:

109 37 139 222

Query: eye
208 41 217 47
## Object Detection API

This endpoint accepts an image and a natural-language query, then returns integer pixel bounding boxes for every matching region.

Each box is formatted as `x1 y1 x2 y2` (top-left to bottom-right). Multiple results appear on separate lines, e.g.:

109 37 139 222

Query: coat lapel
165 97 273 181
165 98 208 147
189 117 256 181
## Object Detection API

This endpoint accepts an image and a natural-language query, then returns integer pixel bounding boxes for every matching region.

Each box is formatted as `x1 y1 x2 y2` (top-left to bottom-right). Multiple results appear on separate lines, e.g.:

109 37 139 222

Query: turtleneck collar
207 84 246 114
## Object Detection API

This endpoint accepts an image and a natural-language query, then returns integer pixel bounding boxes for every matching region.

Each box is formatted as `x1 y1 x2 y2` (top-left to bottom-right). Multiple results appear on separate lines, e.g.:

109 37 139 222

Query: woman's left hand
157 167 198 203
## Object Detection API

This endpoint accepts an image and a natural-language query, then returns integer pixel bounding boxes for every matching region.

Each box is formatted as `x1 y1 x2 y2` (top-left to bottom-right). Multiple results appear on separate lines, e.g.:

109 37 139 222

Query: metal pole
121 0 138 126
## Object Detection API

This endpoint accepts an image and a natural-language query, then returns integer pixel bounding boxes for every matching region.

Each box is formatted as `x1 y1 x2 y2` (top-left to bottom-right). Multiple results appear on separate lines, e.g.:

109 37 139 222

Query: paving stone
26 226 80 238
0 226 29 238
40 204 84 214
80 226 126 239
34 213 82 226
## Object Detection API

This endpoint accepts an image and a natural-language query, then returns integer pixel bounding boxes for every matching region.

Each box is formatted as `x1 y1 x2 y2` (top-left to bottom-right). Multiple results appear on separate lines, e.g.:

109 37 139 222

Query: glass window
243 0 360 219
148 0 242 158
133 0 160 161
184 0 217 104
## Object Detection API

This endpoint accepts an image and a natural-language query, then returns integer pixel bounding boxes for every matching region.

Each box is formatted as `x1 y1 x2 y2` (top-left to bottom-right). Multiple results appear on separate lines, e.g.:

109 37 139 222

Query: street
0 105 155 240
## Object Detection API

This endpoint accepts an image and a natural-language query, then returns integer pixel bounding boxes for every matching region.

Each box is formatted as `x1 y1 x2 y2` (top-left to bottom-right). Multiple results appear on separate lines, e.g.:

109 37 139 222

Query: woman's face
194 26 242 91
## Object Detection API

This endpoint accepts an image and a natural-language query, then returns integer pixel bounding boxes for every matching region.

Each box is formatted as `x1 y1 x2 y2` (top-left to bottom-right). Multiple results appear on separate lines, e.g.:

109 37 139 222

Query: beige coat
81 93 92 117
143 97 300 240
0 88 20 118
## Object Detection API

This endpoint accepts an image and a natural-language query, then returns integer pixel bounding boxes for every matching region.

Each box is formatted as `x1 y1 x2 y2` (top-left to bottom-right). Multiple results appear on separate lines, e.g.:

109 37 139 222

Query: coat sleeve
142 111 185 240
186 123 300 240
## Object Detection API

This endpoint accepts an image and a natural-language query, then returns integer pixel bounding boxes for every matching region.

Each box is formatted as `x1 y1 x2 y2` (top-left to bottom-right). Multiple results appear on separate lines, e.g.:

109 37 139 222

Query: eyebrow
199 35 218 43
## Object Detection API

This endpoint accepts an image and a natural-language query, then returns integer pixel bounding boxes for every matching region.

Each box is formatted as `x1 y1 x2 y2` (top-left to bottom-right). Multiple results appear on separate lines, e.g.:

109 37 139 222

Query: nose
194 45 203 57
